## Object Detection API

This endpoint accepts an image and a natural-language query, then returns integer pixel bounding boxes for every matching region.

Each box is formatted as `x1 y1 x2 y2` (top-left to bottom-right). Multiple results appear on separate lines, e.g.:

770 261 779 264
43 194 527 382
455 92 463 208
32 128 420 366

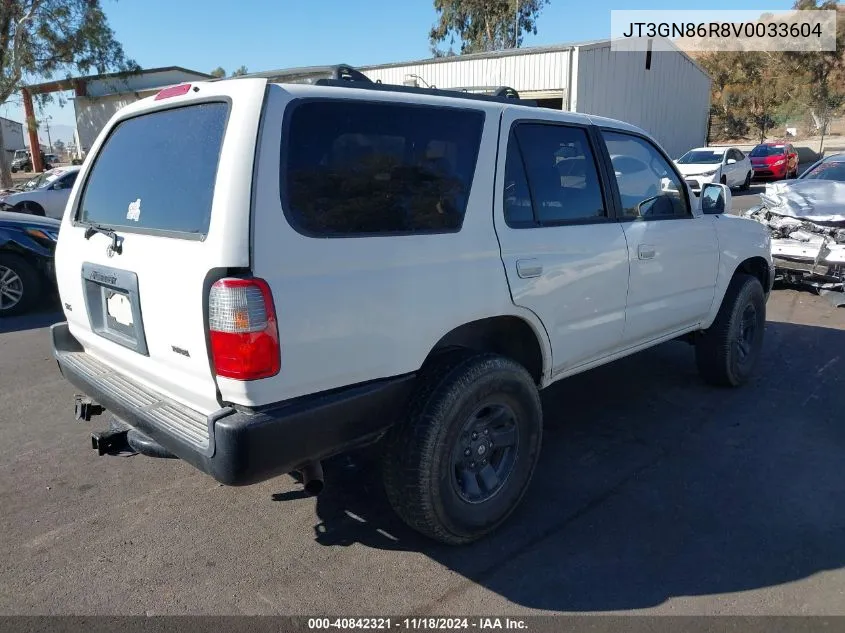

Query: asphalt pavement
1 282 844 617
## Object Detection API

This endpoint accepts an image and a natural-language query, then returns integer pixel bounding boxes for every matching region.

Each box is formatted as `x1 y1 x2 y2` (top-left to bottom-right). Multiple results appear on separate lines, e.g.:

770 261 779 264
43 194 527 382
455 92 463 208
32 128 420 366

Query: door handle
516 258 543 279
638 244 656 260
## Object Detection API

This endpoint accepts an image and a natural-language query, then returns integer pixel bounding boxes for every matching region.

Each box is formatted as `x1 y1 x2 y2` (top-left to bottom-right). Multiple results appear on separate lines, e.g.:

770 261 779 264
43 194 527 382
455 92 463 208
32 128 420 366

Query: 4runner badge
126 198 141 221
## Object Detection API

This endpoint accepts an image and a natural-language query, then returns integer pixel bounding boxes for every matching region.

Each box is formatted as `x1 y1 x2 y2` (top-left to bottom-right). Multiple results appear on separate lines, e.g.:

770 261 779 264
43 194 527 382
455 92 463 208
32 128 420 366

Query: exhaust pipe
299 461 324 496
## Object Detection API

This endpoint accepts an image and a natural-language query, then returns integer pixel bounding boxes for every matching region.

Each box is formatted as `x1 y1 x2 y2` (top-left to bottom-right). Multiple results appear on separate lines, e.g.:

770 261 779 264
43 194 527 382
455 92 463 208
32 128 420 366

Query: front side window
283 100 484 236
602 131 689 219
503 123 606 227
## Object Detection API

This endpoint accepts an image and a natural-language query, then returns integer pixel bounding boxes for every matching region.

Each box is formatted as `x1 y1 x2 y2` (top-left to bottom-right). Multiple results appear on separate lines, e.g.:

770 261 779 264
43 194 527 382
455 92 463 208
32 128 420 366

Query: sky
0 0 808 145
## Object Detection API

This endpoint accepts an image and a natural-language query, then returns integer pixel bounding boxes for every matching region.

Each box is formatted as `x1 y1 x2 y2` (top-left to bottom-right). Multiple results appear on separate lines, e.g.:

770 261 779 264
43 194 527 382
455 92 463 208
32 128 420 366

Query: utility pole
514 0 519 48
44 116 53 153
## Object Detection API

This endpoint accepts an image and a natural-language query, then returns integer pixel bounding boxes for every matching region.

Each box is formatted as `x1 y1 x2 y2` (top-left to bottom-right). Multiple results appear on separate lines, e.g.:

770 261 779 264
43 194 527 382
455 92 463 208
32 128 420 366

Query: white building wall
74 91 156 150
362 49 572 99
574 43 711 158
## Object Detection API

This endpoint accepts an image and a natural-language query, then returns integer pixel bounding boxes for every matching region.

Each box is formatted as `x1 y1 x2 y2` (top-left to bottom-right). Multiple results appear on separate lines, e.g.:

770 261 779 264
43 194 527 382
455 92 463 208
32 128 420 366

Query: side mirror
701 182 731 215
726 158 737 165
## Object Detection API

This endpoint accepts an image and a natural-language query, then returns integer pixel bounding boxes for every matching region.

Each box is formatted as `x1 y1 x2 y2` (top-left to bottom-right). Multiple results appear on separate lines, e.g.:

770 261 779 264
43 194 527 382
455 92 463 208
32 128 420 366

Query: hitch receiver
75 395 104 422
91 428 129 456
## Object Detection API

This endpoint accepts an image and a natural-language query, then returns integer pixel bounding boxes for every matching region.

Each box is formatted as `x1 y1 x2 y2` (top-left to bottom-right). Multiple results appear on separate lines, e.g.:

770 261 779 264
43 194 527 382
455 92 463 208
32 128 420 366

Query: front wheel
381 352 543 545
740 171 752 191
695 273 766 387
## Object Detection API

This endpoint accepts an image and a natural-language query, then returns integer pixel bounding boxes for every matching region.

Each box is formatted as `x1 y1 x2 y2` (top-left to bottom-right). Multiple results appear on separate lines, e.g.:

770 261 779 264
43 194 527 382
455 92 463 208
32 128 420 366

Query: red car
749 142 799 180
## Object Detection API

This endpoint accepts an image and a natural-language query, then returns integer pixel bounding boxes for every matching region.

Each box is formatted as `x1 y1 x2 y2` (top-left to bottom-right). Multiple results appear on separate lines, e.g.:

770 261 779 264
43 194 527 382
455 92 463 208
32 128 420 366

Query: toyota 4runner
50 65 774 545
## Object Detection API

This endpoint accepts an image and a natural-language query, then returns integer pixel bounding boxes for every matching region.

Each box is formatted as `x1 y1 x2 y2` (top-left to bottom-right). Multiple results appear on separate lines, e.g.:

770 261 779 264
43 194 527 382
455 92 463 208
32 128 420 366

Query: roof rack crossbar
210 63 372 85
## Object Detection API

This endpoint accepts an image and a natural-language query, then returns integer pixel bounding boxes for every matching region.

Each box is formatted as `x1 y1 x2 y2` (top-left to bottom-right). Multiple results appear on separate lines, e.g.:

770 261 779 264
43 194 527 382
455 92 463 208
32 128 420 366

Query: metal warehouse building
361 39 712 159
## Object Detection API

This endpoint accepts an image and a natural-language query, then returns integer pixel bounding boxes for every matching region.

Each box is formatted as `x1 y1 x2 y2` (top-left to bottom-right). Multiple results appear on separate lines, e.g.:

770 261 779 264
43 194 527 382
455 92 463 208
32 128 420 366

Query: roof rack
216 62 535 106
211 63 372 85
313 77 535 106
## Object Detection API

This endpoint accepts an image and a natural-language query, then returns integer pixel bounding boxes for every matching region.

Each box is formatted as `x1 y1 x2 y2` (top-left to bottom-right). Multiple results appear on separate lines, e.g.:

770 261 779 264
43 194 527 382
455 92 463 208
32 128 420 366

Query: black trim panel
52 322 415 486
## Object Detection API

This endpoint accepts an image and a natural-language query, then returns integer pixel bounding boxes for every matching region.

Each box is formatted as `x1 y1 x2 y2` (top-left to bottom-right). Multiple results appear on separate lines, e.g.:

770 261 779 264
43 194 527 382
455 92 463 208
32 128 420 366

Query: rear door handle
638 244 656 260
516 258 543 279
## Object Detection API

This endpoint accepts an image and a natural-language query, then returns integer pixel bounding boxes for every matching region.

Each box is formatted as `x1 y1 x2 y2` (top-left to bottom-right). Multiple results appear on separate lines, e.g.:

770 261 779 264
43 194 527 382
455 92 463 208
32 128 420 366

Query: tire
695 273 766 387
720 175 727 186
740 171 752 191
0 253 41 316
12 201 45 216
381 351 543 545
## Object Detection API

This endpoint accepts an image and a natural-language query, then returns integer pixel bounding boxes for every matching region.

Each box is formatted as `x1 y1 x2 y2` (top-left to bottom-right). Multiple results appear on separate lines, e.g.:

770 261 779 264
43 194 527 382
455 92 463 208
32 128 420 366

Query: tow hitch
90 428 129 456
74 395 104 422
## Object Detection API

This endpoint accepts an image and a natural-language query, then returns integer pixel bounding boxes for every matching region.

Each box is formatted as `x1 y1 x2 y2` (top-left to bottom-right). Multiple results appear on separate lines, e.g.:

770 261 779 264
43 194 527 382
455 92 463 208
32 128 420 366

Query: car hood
675 163 721 176
759 180 845 222
0 210 61 230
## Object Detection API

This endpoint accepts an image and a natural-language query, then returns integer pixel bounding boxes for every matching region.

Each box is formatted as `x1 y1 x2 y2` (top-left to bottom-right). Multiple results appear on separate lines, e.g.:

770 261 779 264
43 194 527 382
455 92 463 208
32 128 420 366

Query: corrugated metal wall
362 49 571 96
575 44 711 158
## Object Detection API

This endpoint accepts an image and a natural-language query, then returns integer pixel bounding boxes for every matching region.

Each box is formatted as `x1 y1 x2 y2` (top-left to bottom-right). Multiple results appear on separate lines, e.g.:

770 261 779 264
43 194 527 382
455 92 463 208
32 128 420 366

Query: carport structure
20 66 212 172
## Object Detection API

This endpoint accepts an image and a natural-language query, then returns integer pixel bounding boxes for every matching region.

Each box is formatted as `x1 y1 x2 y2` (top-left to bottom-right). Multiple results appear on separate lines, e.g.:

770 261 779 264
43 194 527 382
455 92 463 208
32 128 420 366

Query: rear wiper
84 224 123 255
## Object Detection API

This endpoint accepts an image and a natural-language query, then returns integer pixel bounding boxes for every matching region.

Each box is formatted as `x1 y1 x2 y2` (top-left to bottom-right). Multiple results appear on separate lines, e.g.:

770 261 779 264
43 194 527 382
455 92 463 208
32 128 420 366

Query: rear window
77 102 228 236
282 100 485 236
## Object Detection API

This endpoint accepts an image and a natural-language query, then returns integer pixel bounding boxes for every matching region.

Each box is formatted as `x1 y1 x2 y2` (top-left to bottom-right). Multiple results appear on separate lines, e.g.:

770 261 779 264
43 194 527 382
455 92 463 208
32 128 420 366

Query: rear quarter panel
223 84 552 406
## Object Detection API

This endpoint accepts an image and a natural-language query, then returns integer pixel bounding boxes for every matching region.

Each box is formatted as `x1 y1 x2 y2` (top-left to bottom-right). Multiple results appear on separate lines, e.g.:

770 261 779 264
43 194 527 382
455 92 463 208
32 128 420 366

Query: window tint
503 123 606 227
283 100 484 236
78 103 228 235
602 131 689 219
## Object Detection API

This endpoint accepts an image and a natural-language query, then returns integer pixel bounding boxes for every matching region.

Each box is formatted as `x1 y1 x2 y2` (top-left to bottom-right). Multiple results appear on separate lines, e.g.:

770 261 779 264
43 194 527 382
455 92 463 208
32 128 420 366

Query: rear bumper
51 322 415 486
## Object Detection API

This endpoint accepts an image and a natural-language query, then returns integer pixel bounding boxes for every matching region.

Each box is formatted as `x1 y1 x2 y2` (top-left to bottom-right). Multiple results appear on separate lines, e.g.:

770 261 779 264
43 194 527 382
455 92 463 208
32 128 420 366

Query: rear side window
282 100 484 236
503 123 607 227
77 102 229 236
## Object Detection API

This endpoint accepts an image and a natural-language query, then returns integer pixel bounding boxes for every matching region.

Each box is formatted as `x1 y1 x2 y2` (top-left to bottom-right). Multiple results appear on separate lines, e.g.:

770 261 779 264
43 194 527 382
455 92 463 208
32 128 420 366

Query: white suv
50 66 774 545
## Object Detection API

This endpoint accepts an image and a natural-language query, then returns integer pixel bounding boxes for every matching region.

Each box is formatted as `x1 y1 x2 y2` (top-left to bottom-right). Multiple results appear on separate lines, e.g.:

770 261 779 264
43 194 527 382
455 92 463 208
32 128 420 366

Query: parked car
744 152 845 299
675 146 753 194
0 211 59 315
50 70 773 545
0 166 80 218
749 142 799 180
10 150 53 173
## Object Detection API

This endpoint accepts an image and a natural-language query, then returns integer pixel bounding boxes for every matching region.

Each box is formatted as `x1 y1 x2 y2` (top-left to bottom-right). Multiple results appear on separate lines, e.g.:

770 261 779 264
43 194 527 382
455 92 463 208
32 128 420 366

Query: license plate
106 292 134 327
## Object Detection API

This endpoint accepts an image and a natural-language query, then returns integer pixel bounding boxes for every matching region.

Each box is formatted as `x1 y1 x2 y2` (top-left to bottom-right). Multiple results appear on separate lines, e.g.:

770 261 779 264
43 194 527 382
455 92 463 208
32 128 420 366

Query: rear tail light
208 278 280 380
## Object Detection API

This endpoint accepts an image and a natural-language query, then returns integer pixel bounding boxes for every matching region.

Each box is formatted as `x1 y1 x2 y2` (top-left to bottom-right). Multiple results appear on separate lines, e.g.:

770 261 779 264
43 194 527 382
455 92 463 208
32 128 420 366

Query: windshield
800 160 845 182
750 145 785 157
677 150 724 164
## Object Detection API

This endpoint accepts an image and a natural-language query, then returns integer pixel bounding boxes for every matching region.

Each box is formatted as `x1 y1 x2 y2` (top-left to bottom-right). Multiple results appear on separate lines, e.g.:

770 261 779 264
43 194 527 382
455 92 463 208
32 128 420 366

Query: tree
784 0 845 154
429 0 549 55
0 0 136 187
52 138 64 156
230 65 248 77
210 66 226 78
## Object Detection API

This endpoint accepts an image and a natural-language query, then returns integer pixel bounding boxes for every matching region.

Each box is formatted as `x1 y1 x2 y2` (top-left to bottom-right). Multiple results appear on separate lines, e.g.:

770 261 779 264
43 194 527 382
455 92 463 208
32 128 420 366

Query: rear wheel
695 273 766 387
381 351 543 545
0 254 40 316
12 201 45 216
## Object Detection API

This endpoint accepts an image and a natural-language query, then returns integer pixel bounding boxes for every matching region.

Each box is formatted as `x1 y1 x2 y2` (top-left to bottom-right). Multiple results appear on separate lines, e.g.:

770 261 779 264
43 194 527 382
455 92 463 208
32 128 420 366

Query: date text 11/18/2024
307 618 529 631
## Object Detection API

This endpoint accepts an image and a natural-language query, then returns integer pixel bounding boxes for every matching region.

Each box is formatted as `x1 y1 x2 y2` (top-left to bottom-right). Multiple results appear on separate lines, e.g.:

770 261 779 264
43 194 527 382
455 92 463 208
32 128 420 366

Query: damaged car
744 152 845 303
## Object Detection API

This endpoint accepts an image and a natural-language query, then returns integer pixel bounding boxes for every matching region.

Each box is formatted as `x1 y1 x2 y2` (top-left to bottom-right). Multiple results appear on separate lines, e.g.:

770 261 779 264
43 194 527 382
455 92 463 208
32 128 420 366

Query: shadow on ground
286 319 845 612
0 294 62 334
